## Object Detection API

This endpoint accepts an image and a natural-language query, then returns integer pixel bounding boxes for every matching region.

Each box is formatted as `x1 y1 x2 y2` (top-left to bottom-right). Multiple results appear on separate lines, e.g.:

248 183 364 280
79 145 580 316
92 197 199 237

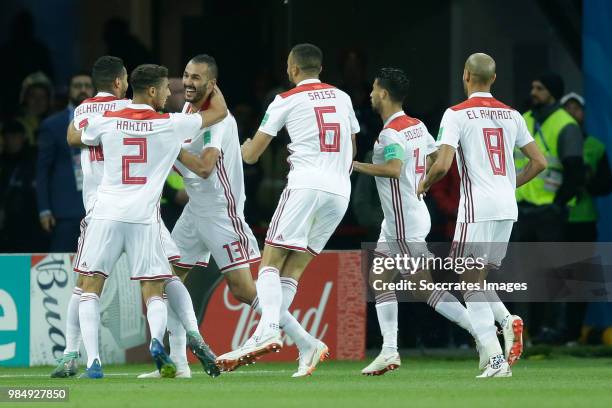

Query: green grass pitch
1 358 611 408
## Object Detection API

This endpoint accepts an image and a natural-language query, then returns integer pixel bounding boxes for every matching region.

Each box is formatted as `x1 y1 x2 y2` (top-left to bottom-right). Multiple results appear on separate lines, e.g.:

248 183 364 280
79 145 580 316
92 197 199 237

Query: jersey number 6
314 106 340 152
122 137 147 184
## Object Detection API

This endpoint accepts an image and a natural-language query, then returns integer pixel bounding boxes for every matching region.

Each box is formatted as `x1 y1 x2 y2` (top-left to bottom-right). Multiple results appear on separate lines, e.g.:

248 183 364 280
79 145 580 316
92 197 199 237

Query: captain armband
384 143 405 162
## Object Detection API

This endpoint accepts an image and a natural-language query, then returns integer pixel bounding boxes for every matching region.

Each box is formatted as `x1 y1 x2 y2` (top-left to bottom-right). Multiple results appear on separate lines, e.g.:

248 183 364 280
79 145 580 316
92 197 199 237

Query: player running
353 68 475 375
216 43 359 377
66 64 227 379
417 53 546 378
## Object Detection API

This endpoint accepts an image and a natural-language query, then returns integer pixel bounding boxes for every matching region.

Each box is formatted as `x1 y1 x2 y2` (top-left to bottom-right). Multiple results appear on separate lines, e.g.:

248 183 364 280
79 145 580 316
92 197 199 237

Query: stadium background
1 0 611 368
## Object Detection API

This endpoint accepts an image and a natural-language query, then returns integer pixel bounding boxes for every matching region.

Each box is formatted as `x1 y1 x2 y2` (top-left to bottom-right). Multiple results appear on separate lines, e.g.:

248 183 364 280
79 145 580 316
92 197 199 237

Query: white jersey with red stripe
173 102 246 215
373 111 437 241
258 78 360 199
81 103 203 224
73 92 131 212
437 92 534 223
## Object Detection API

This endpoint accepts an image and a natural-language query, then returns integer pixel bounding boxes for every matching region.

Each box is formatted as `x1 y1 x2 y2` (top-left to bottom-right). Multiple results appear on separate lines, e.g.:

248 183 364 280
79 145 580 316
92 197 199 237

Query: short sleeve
378 129 405 162
515 114 535 148
258 95 288 136
347 98 360 134
422 124 438 155
436 108 461 149
171 113 203 142
81 116 102 146
203 117 226 151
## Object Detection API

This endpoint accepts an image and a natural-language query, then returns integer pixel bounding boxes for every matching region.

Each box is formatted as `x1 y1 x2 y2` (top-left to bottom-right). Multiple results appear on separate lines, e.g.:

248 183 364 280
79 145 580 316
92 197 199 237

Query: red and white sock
146 296 167 344
375 292 398 355
254 266 282 337
427 290 472 334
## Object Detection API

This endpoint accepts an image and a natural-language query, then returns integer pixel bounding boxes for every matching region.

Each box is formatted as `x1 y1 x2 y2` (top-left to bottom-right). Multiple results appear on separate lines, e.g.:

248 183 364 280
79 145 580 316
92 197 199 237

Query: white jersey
81 103 203 224
373 111 436 240
258 79 360 199
173 102 246 215
437 92 534 223
73 92 131 212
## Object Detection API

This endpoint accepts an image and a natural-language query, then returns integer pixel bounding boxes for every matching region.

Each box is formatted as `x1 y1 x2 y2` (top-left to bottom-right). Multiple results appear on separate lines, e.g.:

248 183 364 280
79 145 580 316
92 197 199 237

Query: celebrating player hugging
60 47 545 380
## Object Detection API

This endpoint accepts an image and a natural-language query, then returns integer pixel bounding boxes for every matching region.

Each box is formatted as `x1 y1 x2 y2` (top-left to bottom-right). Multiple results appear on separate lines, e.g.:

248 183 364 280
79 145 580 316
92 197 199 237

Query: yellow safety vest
515 108 577 206
569 135 606 222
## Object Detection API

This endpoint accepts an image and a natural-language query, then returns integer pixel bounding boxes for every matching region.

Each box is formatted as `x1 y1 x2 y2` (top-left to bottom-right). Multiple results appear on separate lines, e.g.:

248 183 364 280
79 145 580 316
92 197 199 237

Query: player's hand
40 213 56 233
416 179 429 200
209 85 227 111
352 161 362 173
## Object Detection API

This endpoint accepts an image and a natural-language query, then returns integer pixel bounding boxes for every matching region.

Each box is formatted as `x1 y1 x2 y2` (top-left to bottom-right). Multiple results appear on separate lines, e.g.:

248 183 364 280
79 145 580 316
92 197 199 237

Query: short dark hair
290 43 323 74
375 68 410 103
92 56 125 90
130 64 168 93
70 71 92 84
189 54 218 79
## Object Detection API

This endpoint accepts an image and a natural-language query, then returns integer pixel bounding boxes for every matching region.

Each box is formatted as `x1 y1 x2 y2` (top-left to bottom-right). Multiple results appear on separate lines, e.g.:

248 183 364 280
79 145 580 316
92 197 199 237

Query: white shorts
172 204 260 273
451 220 514 267
375 233 433 260
74 219 174 280
265 188 349 255
77 211 180 264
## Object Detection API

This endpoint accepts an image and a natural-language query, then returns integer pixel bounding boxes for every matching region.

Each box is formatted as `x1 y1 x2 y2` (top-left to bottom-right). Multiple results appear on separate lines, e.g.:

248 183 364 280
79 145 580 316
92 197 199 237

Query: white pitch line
0 370 289 379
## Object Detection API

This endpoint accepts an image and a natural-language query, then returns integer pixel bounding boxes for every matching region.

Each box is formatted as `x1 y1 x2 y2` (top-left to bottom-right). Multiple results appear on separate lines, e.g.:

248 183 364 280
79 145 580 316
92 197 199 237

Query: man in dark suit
36 72 94 251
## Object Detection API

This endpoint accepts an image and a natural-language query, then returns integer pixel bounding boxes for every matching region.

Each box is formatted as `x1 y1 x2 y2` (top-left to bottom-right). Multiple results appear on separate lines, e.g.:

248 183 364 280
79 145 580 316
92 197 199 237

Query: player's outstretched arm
198 86 228 129
352 159 402 179
516 141 547 188
177 147 220 179
66 120 86 147
352 134 357 159
417 144 455 199
241 131 273 164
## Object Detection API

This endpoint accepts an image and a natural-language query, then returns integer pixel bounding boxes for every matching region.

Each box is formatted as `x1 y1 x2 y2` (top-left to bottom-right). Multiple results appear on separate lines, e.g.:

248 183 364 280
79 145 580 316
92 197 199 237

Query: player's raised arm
417 144 455 198
241 131 273 164
516 141 547 187
197 85 227 128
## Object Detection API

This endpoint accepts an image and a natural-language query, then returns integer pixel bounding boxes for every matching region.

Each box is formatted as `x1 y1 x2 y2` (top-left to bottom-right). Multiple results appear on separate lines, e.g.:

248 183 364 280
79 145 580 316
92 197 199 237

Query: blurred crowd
1 11 611 347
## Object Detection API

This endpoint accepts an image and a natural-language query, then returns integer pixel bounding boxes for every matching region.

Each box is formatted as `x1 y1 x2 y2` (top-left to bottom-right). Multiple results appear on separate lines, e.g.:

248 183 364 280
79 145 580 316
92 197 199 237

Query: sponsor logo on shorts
275 234 284 242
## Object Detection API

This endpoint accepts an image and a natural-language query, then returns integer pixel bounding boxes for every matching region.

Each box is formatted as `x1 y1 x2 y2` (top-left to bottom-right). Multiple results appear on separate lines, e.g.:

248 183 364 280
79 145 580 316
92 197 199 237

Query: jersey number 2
314 106 340 152
483 128 506 176
122 137 147 184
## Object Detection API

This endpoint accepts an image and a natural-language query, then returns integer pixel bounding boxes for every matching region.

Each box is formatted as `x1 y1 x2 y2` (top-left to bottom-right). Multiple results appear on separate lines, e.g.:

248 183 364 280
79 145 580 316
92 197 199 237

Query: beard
71 92 90 106
185 86 205 103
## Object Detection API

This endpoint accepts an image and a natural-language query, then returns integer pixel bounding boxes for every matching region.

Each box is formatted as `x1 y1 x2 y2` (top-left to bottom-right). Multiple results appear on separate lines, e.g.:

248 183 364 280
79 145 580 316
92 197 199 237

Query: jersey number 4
314 106 340 152
122 137 147 184
483 128 506 176
413 148 426 193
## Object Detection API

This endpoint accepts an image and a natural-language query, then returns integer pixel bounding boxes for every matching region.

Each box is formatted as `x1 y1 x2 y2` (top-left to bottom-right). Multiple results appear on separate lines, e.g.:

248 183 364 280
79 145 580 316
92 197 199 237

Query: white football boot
216 330 282 372
501 315 524 366
361 351 401 376
137 365 192 379
292 340 330 378
476 354 512 378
